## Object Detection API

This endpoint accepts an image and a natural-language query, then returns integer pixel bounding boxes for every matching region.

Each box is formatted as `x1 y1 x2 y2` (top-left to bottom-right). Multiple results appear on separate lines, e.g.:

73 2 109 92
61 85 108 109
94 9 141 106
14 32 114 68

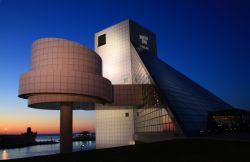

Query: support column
60 102 73 153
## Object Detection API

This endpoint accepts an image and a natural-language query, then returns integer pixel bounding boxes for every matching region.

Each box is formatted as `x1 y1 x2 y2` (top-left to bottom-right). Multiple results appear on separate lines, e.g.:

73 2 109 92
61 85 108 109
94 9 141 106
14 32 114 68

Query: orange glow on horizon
0 108 96 134
0 123 95 134
0 119 95 134
0 125 95 134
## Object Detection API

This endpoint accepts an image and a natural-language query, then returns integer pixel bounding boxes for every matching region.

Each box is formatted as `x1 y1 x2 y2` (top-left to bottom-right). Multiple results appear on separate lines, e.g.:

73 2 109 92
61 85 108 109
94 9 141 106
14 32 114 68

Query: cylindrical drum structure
18 38 113 153
19 38 112 109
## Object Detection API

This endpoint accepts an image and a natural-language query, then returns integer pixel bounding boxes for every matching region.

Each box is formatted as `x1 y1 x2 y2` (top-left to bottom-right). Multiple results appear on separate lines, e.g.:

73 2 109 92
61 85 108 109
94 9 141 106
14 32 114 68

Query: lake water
0 135 96 160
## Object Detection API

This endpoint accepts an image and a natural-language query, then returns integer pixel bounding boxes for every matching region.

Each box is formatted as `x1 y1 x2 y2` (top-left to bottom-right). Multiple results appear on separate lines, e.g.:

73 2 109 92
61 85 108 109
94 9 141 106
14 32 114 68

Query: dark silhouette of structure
0 127 37 148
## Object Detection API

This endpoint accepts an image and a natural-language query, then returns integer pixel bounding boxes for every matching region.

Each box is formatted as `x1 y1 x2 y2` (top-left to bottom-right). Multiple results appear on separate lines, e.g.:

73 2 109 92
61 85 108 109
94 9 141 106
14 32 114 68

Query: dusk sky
0 0 249 134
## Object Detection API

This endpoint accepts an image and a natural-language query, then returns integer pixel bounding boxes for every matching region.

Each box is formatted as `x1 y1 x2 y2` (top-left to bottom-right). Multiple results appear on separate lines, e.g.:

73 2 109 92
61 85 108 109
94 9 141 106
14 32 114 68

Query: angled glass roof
140 52 233 135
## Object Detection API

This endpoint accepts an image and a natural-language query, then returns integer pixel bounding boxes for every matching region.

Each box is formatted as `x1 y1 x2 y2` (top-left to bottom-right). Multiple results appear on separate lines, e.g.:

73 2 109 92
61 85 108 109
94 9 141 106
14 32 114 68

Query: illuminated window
98 34 106 47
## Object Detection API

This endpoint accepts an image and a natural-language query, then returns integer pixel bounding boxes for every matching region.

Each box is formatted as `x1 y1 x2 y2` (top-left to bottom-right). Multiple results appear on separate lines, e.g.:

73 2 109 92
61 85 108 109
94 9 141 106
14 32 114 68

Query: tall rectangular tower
94 20 134 148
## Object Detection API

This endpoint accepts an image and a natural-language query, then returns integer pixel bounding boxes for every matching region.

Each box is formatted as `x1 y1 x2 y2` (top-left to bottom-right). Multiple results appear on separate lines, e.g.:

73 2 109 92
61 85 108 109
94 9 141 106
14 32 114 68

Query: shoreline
0 141 59 149
4 138 250 162
0 139 95 149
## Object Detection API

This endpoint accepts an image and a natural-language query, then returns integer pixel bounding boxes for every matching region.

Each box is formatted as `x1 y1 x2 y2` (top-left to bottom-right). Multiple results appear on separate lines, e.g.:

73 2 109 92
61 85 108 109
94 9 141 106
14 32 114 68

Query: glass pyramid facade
129 20 232 136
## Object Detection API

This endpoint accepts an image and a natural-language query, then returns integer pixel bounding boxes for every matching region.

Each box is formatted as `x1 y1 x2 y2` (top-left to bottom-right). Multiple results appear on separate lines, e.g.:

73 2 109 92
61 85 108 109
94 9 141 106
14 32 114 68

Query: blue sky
0 0 249 133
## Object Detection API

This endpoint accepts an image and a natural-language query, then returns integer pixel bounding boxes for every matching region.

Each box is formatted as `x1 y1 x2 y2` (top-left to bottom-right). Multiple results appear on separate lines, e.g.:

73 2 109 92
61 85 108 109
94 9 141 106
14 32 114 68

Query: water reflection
0 141 95 160
1 150 8 160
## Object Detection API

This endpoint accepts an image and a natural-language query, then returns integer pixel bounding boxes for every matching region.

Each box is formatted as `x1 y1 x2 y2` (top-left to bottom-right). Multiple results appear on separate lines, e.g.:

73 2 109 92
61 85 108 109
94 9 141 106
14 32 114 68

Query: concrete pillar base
60 102 73 153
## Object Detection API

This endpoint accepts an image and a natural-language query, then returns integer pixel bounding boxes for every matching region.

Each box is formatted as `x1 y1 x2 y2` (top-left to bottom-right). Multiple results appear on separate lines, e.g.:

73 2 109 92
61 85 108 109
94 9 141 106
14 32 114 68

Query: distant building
0 127 36 148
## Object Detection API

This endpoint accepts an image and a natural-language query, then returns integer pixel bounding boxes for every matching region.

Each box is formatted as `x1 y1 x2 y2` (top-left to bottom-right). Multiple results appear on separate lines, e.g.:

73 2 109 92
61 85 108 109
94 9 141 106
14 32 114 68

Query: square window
124 77 128 83
125 112 129 117
98 34 106 47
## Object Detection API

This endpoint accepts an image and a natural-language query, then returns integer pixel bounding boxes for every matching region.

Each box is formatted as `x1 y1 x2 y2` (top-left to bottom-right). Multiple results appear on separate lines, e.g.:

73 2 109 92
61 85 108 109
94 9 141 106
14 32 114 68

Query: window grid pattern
134 85 176 133
141 54 233 135
130 45 176 133
32 38 101 75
